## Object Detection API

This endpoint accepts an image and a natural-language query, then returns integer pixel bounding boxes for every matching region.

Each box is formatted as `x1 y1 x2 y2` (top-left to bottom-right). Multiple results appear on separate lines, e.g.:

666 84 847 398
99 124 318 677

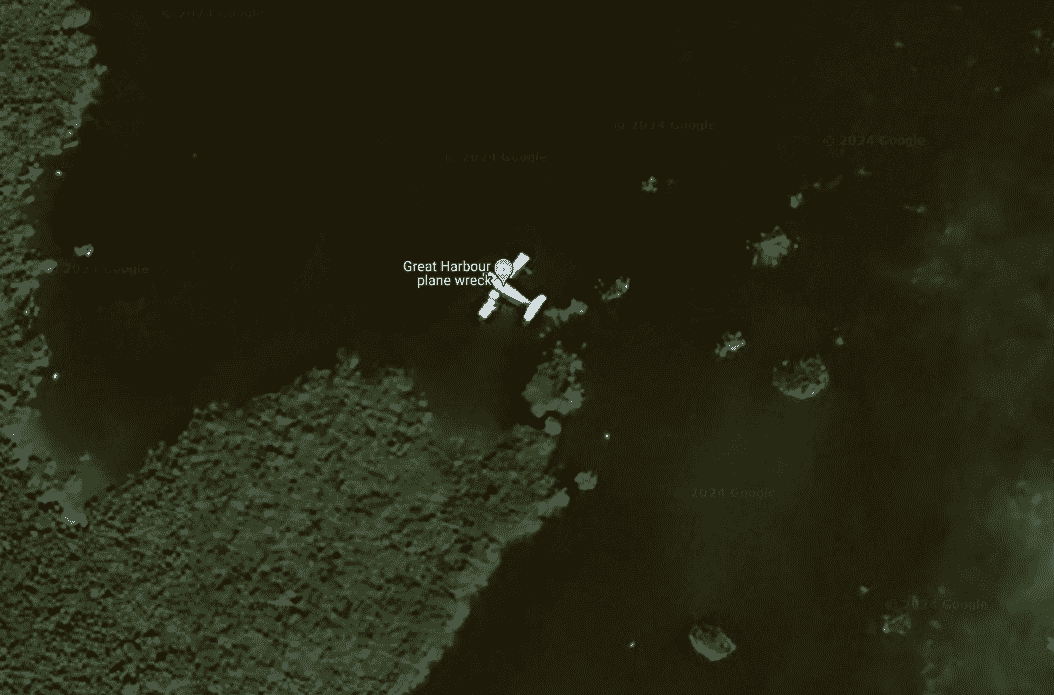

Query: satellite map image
3 2 1054 693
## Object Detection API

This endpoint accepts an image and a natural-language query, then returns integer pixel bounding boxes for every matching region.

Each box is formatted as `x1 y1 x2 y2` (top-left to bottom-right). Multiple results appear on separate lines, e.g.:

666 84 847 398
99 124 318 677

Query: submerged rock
748 226 799 268
714 331 746 359
689 623 737 662
575 470 598 491
772 355 829 400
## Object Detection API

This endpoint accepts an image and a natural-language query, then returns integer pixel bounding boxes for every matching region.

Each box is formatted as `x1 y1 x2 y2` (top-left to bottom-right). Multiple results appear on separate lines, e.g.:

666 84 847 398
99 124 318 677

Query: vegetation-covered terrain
1 355 576 694
0 3 586 692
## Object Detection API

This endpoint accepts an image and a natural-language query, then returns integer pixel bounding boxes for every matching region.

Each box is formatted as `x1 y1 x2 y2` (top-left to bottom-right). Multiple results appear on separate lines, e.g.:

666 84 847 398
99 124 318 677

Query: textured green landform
1 359 572 694
0 3 580 692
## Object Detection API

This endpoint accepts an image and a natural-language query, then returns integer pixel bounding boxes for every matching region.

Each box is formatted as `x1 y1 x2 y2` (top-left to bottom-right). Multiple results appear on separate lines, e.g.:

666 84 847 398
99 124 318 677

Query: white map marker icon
494 258 513 286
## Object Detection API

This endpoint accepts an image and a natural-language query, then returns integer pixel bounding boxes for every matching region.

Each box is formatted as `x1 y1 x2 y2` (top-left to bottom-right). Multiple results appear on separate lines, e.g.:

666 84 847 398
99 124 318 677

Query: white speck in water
52 372 59 380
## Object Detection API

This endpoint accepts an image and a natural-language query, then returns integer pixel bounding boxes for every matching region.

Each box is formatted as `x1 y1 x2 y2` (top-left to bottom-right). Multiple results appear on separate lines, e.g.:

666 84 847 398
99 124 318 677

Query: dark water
17 3 1054 693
